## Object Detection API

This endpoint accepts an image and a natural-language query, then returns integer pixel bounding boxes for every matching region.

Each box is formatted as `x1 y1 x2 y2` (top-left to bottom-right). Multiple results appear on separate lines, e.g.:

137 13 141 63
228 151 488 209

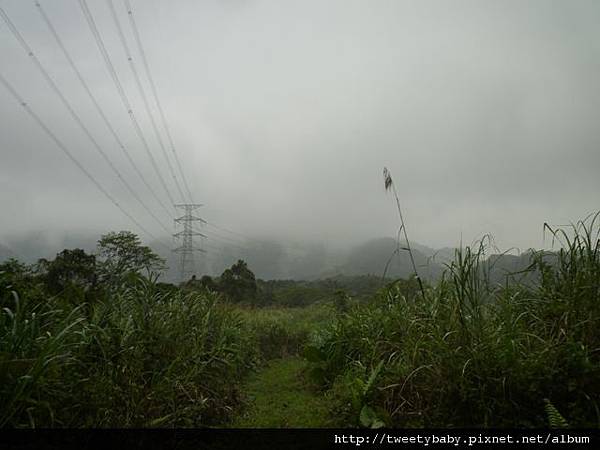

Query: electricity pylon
173 204 206 282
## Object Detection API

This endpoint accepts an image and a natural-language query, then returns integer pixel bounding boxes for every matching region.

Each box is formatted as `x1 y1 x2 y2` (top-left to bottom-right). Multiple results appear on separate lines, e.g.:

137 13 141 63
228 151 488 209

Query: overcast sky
1 0 599 254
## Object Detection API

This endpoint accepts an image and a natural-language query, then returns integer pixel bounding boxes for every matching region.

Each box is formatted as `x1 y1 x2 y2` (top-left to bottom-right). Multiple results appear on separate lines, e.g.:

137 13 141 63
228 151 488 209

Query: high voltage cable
183 219 253 253
0 72 159 244
1 5 170 253
78 0 176 216
203 221 274 245
79 0 176 212
36 0 172 230
184 233 245 260
203 243 242 259
31 1 171 236
183 228 297 261
196 227 253 250
122 0 194 204
105 0 185 204
0 5 169 236
202 221 309 255
191 224 304 257
197 230 251 252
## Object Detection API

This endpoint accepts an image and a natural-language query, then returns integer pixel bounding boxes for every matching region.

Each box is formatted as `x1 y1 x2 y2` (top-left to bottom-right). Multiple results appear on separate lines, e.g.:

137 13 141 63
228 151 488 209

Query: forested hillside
1 215 598 428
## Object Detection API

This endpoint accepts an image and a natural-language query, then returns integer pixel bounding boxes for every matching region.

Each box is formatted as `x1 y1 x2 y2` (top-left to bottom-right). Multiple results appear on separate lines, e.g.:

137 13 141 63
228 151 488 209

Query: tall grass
308 213 600 427
382 167 425 299
237 303 333 360
3 212 598 428
0 275 256 427
0 292 85 427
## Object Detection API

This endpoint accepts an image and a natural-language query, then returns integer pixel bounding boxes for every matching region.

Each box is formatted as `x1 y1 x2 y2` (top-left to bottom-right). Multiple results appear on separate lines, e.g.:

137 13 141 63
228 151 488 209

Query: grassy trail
233 356 333 428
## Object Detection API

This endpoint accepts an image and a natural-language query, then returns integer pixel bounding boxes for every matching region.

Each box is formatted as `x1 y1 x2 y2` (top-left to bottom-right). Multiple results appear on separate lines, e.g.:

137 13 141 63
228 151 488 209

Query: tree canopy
39 248 97 296
218 259 258 303
97 231 165 280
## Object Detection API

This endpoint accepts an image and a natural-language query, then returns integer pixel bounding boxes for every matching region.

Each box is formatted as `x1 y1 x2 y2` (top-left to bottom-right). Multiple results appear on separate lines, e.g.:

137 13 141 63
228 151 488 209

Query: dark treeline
1 214 599 428
304 216 600 428
0 230 362 426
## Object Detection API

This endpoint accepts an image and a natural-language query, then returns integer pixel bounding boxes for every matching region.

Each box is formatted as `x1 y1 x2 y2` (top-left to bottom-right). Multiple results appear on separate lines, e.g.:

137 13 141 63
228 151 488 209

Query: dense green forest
1 214 599 428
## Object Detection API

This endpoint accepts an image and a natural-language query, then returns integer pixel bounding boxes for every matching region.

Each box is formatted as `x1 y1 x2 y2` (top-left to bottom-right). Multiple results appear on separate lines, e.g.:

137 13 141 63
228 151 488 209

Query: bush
308 215 600 427
240 304 333 360
0 275 256 427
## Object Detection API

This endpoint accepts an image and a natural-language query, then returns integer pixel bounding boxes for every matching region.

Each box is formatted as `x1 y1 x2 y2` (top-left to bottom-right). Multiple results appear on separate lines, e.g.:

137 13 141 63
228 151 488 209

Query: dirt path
232 356 333 428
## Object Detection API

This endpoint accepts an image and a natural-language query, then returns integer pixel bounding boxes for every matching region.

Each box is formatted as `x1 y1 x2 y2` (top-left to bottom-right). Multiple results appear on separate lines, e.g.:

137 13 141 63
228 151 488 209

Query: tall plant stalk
383 167 426 300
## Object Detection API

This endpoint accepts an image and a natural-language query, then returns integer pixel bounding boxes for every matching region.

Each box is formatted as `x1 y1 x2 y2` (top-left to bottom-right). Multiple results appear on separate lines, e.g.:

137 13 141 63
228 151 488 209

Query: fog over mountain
1 0 599 279
1 229 545 284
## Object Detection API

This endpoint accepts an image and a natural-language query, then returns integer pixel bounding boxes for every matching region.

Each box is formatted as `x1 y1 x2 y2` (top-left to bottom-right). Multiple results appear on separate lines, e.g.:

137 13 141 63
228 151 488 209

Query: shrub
308 214 600 427
0 275 256 427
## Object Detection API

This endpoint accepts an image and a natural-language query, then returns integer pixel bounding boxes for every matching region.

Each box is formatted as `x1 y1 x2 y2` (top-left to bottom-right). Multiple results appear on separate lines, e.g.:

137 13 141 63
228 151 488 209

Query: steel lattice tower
173 204 206 282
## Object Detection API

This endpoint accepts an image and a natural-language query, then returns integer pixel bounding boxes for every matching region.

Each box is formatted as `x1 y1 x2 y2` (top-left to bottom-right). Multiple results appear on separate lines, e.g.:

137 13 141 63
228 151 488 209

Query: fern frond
544 399 569 428
363 360 384 398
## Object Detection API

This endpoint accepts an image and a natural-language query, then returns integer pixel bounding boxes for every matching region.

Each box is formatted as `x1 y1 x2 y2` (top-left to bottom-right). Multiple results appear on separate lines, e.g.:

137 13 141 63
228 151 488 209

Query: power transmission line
105 0 185 204
197 228 252 252
0 5 169 236
201 220 310 256
0 71 158 243
36 0 173 229
189 221 254 250
122 0 194 204
194 225 279 254
195 224 311 261
202 222 260 247
202 242 248 260
31 1 171 235
78 0 176 216
173 204 205 282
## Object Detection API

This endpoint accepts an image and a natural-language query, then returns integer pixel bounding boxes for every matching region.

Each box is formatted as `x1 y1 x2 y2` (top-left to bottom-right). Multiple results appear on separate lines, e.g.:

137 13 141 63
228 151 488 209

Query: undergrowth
0 276 256 427
306 213 600 427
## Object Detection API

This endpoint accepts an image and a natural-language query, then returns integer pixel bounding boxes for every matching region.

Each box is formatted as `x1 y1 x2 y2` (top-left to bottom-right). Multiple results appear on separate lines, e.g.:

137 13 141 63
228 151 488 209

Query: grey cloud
1 0 599 264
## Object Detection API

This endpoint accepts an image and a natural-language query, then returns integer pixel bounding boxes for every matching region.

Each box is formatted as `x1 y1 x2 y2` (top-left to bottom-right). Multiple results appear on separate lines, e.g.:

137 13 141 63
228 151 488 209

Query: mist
1 0 599 275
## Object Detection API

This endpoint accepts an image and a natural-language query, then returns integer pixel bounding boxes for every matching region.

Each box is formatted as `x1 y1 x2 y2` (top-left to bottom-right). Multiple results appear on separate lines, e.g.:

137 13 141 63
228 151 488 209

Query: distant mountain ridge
1 231 548 284
0 243 17 261
331 237 445 282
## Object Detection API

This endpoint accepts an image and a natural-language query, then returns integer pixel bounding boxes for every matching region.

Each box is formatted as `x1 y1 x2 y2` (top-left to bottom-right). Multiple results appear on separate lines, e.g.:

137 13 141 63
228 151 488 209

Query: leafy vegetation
233 357 333 428
186 262 384 308
185 259 258 304
239 304 332 360
1 212 599 429
0 232 340 427
0 233 256 427
305 213 600 427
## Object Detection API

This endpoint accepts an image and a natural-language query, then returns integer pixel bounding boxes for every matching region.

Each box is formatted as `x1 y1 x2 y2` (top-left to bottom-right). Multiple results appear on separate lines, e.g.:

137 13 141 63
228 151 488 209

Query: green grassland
1 215 599 428
232 357 333 428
